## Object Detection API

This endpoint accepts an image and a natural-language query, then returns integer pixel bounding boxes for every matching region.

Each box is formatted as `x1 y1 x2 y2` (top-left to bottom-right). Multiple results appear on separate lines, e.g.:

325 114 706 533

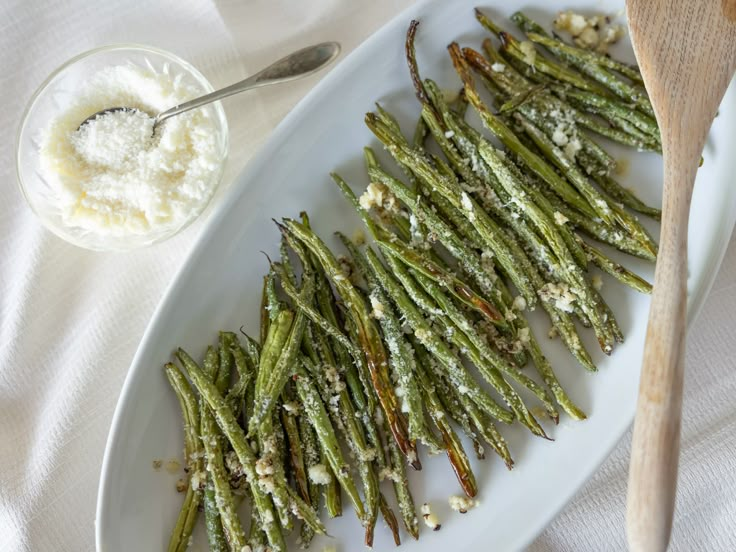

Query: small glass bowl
16 44 229 251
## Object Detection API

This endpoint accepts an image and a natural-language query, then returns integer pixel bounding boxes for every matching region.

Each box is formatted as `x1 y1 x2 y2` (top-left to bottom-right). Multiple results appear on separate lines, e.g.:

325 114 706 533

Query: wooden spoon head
626 0 736 150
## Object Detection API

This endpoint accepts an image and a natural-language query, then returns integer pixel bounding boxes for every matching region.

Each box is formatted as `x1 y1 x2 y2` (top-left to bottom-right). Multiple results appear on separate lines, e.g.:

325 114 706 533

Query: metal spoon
78 41 341 131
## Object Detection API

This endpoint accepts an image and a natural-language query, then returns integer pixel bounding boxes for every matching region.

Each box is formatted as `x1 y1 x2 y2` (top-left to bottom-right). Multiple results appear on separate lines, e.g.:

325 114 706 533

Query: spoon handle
156 42 340 125
626 150 697 552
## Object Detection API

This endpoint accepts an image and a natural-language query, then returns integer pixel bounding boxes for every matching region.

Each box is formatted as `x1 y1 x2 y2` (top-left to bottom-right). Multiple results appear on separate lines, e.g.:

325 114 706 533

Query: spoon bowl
78 106 152 131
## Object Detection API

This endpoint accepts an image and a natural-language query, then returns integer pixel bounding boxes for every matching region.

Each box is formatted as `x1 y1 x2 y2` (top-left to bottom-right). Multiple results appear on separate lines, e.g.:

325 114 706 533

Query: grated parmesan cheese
225 451 245 478
460 192 475 222
308 464 332 485
601 25 625 50
359 182 385 210
255 456 275 477
538 282 577 313
415 328 431 342
448 495 479 514
554 11 625 54
555 12 588 35
564 137 582 160
261 508 274 524
39 64 223 240
359 181 398 215
555 11 593 37
190 470 206 491
491 62 506 73
378 467 400 482
282 401 300 414
552 127 569 147
576 27 599 49
370 295 386 319
553 211 569 225
519 41 537 65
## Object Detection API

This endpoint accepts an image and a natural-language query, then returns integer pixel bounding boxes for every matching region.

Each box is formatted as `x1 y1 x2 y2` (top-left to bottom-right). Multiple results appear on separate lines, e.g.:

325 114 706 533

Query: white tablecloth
1 1 734 550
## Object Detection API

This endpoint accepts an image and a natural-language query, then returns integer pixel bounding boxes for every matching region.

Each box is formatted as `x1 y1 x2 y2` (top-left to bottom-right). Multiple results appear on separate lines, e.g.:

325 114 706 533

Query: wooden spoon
625 1 736 550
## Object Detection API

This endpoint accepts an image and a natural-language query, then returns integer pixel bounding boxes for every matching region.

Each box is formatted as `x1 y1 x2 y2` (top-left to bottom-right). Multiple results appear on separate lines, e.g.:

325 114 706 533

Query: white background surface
0 1 734 551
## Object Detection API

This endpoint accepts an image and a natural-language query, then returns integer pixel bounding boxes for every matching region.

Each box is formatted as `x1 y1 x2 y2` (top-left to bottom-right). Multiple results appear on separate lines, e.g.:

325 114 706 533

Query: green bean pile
164 10 660 552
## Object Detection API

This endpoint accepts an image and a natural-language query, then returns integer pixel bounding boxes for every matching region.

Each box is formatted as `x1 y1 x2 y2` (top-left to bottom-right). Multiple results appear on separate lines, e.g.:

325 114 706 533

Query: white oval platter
96 1 736 550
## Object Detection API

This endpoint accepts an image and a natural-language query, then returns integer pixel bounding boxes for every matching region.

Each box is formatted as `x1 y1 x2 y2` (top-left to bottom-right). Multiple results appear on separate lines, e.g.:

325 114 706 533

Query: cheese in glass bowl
16 44 229 251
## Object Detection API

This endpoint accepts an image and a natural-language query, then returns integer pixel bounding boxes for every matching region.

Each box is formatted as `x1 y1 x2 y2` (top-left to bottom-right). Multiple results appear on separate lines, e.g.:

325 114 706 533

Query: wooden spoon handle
626 159 696 552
